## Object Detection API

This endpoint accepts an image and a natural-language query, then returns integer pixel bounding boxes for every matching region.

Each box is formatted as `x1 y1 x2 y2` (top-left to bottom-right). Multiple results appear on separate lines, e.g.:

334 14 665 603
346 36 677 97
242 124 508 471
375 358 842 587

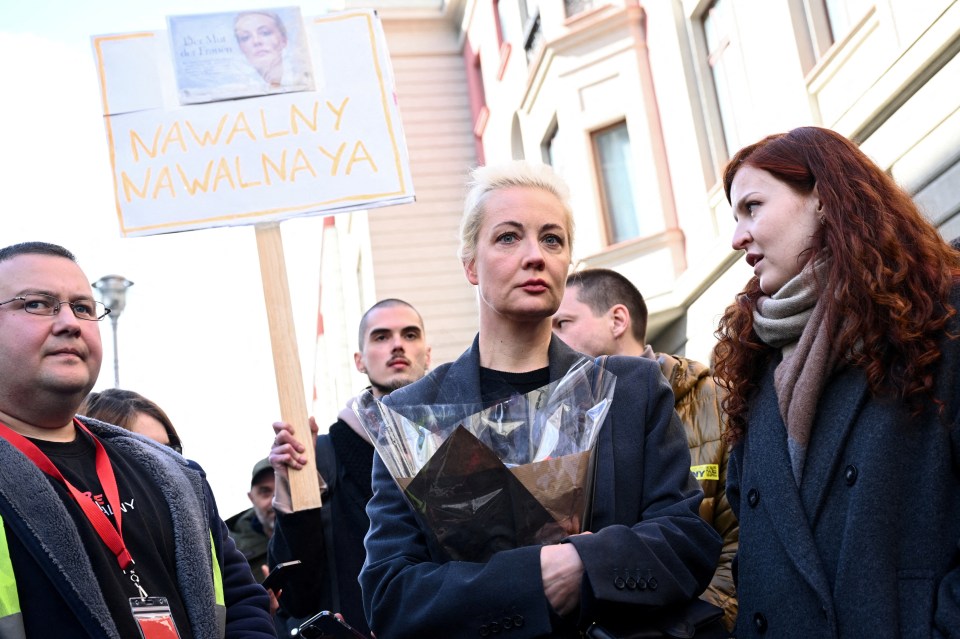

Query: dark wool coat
728 289 960 638
360 335 721 639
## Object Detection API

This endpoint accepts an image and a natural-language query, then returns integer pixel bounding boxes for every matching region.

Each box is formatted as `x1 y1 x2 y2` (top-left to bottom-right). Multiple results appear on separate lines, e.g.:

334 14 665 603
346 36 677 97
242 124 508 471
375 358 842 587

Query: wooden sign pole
255 223 323 511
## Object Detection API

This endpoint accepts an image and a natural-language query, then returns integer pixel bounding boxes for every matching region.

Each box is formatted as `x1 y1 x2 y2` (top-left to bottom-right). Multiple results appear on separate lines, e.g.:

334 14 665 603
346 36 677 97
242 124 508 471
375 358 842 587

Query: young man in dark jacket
268 299 431 636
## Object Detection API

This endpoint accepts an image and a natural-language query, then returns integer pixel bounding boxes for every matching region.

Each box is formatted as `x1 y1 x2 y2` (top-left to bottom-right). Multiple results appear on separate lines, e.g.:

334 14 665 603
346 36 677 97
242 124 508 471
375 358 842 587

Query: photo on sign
168 6 315 105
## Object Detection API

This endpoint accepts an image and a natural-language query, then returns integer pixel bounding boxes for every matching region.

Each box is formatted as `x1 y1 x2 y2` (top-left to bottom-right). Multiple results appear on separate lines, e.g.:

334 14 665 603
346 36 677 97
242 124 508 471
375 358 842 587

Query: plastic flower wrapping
354 357 616 562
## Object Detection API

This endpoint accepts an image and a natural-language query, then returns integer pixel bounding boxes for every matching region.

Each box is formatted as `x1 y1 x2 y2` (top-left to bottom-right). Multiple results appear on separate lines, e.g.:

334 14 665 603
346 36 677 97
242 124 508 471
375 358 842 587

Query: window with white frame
592 121 640 245
521 0 543 64
822 0 874 44
541 118 559 166
495 0 510 46
703 0 751 163
565 0 597 18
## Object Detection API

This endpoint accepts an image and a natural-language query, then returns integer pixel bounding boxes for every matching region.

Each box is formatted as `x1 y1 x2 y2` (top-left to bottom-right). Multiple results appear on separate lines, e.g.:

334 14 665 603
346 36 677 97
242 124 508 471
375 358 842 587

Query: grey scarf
753 260 838 484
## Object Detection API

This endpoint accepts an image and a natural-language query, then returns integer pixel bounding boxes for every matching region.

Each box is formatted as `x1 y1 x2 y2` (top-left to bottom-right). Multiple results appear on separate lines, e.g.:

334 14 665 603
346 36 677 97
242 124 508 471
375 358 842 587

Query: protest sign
93 8 413 237
92 8 414 510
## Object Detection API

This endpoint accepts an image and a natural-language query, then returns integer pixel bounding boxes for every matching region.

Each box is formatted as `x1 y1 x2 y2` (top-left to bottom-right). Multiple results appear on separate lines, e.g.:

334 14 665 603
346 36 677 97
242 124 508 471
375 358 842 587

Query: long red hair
714 127 960 444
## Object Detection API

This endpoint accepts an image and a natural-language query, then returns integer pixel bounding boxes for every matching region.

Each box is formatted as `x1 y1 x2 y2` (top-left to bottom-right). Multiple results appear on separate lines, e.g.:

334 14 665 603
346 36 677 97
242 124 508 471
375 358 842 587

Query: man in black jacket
267 299 431 636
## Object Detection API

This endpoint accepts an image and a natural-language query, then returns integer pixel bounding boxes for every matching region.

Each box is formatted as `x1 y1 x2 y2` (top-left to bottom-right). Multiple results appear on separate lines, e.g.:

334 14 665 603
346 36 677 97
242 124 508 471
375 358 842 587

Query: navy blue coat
360 335 721 638
728 293 960 638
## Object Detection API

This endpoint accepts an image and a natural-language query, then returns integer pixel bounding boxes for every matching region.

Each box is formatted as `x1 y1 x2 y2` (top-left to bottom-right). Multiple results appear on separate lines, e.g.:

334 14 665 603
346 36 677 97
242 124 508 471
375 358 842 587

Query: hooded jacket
0 416 276 638
657 352 737 630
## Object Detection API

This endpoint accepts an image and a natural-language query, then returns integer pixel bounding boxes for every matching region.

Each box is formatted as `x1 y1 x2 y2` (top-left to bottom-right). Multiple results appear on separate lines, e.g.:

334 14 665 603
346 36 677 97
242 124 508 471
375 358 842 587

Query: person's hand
269 417 320 480
540 536 588 616
260 564 280 616
270 417 320 513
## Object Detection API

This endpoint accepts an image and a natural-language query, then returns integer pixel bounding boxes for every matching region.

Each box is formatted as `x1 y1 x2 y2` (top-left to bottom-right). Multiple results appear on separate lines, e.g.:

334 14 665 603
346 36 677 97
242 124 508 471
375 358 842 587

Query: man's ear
424 345 432 372
609 304 631 340
354 351 365 374
247 489 256 506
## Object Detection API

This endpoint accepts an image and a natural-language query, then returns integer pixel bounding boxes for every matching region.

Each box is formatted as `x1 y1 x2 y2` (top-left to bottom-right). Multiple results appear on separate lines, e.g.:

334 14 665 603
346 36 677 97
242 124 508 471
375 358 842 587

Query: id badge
130 597 182 639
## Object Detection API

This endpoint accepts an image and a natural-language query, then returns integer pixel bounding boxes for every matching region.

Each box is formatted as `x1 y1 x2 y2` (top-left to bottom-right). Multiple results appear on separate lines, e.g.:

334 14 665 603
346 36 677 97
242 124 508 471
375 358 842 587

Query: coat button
626 577 637 590
502 617 513 629
753 612 767 633
489 621 501 634
479 624 489 637
647 577 658 590
748 488 760 508
614 576 626 589
637 578 647 590
512 614 524 627
844 465 858 486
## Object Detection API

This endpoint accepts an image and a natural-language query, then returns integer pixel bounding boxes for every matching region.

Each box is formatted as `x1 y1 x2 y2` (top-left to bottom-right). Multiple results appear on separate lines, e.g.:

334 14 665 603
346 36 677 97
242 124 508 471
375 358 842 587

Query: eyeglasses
0 293 111 321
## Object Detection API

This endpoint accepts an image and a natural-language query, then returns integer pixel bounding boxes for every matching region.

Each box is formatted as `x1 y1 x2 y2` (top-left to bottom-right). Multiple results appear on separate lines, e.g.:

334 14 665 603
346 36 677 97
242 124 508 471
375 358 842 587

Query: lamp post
92 275 134 388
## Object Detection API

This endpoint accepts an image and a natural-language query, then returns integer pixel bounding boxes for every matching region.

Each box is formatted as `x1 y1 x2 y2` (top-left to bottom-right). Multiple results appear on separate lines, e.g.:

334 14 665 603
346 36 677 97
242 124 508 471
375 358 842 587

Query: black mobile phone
296 611 369 639
261 560 304 594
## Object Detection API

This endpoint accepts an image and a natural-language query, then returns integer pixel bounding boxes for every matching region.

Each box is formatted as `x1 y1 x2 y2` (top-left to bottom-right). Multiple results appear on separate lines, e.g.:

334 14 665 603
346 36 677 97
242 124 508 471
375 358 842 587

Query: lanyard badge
0 419 183 638
130 597 182 639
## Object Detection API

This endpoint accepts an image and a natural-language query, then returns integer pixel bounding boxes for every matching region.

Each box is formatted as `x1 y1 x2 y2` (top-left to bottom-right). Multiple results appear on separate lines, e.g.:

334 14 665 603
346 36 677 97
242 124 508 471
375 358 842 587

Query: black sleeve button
512 614 524 628
748 488 760 508
844 465 858 486
753 613 767 633
626 577 637 590
614 576 626 589
647 577 658 590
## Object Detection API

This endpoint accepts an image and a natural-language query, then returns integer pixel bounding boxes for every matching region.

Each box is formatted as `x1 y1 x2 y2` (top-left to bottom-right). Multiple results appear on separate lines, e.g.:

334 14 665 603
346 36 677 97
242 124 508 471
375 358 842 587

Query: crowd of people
0 125 957 638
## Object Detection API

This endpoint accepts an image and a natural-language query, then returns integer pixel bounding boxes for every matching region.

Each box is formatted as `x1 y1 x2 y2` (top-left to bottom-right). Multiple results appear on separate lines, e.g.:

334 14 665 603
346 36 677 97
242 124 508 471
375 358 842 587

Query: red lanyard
0 418 134 570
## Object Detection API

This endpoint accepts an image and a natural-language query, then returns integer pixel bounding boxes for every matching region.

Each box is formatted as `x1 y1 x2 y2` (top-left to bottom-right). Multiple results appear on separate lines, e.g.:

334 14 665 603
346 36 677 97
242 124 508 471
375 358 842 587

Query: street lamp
92 275 134 388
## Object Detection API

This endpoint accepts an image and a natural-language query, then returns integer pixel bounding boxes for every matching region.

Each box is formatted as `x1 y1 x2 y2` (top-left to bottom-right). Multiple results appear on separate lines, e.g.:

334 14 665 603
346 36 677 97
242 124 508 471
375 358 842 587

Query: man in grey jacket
0 241 275 638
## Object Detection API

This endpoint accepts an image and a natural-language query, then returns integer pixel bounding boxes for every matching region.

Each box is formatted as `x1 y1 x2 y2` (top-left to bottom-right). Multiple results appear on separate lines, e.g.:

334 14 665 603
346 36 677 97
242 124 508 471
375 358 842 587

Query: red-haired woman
714 126 960 637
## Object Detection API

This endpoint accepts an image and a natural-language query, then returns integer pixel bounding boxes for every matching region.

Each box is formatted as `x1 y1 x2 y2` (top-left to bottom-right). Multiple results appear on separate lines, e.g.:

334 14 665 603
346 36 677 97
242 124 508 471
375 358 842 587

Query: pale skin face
730 165 821 295
234 13 287 84
552 285 620 357
354 305 431 398
129 412 170 446
0 254 103 439
248 472 276 537
465 186 571 331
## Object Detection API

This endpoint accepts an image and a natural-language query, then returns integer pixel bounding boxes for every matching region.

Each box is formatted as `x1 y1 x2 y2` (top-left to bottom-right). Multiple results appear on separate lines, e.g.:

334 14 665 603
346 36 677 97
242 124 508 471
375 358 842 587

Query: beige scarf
753 261 838 484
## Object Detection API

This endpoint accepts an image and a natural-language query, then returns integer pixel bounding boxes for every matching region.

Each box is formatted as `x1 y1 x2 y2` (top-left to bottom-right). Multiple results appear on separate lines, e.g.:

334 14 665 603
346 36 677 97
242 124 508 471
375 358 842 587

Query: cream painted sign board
92 9 414 237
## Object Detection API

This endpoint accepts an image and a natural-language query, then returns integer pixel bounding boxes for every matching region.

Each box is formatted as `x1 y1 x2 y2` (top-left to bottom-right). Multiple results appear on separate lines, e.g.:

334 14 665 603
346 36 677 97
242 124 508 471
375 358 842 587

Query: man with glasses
0 241 276 638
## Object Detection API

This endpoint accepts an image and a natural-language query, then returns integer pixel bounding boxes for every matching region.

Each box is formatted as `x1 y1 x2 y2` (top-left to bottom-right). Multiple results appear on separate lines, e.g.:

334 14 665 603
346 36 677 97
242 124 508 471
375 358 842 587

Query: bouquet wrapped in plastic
354 357 616 562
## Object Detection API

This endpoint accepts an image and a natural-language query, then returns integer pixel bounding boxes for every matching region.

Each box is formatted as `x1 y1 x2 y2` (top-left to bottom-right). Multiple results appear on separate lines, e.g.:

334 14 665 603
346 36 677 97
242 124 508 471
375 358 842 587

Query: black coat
360 335 721 638
728 289 960 638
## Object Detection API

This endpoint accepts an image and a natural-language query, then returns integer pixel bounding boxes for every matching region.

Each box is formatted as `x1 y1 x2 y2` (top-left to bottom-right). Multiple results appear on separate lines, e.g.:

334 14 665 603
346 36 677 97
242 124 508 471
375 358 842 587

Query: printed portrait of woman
170 6 316 105
234 11 288 87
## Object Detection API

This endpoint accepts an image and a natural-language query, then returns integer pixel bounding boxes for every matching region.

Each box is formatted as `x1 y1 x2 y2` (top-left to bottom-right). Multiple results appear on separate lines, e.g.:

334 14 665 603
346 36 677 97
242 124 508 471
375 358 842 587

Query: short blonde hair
458 161 574 264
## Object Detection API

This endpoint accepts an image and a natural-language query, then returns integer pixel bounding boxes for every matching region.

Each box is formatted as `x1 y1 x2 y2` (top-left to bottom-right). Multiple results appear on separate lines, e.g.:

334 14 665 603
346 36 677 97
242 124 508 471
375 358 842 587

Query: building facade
313 0 960 416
